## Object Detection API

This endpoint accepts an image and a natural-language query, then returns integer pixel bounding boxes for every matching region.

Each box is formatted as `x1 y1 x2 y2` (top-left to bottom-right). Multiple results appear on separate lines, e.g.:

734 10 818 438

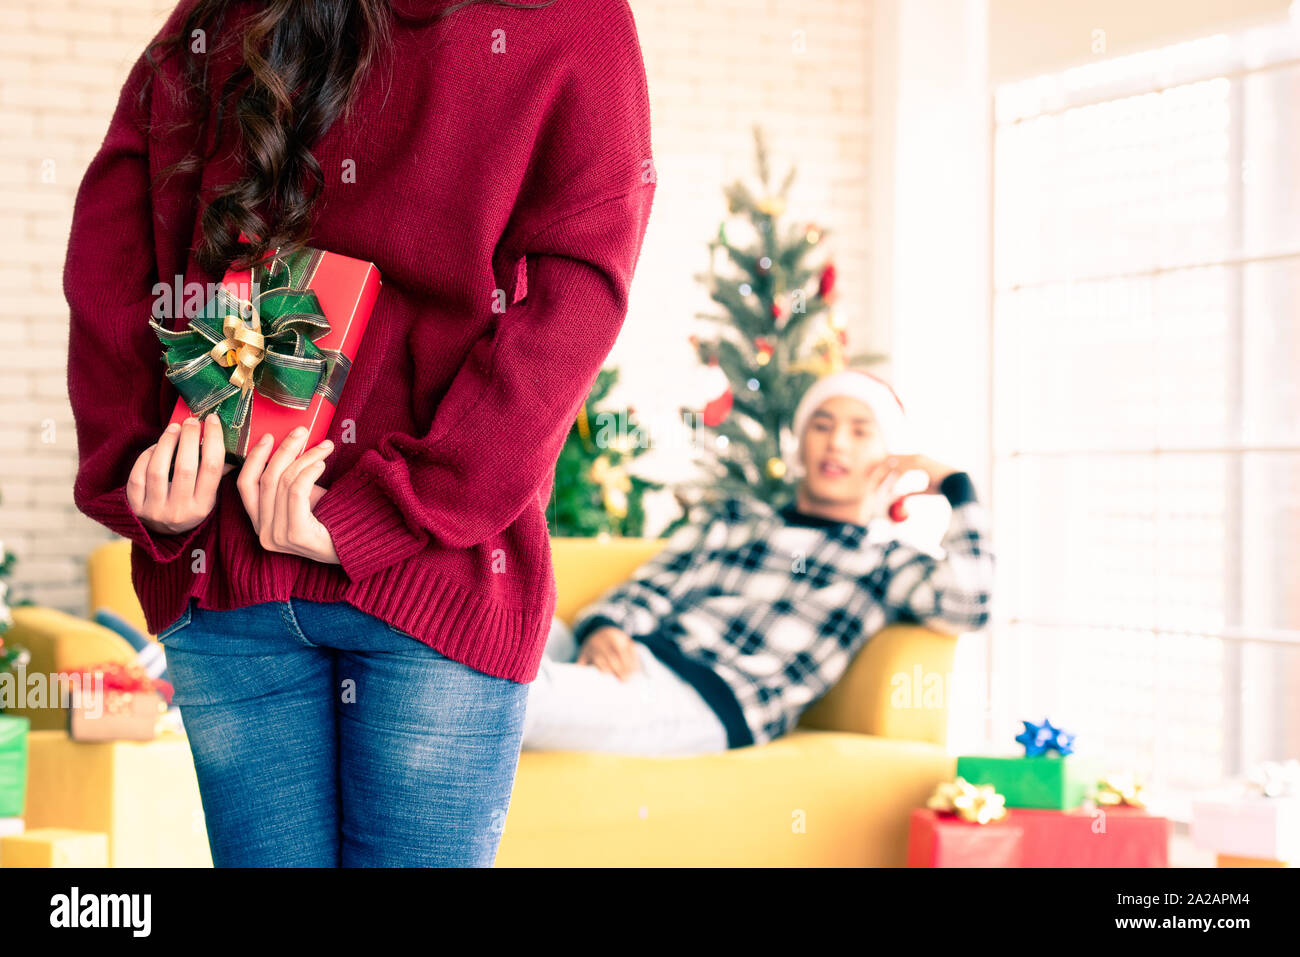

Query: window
991 23 1300 810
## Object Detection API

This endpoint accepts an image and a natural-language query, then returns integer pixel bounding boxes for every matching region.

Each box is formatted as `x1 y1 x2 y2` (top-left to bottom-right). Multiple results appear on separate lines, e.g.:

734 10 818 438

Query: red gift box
160 241 381 461
1008 806 1170 867
907 808 1025 867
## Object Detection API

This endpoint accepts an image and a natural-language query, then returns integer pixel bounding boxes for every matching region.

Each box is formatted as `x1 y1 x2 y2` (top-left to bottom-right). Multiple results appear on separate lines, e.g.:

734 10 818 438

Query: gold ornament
926 776 1008 824
590 456 631 520
806 227 820 244
756 194 786 218
766 457 786 479
1094 771 1147 808
756 350 770 366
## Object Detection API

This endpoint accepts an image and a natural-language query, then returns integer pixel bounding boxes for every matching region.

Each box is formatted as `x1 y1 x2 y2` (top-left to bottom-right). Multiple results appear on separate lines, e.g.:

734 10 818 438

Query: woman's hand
235 426 340 565
130 414 235 536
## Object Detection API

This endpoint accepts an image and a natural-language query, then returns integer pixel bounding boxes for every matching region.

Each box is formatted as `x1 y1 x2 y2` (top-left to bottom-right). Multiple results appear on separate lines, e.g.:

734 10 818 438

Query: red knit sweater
64 0 656 683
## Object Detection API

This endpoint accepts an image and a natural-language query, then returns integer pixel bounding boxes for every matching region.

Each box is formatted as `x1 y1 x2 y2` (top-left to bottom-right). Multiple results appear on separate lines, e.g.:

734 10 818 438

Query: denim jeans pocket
156 597 195 645
385 620 419 641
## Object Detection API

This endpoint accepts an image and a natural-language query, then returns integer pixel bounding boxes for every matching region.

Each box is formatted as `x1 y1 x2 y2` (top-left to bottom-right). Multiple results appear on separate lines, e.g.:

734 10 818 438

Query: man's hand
577 625 641 681
867 453 959 495
130 414 235 536
235 426 340 565
864 453 962 522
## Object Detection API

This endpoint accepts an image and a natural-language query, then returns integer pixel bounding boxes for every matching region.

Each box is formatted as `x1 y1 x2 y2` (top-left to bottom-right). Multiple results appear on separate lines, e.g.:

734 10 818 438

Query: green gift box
955 754 1101 810
0 714 29 818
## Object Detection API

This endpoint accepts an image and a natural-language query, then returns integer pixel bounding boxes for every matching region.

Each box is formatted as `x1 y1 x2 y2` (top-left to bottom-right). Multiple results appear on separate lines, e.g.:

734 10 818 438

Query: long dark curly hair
140 0 557 276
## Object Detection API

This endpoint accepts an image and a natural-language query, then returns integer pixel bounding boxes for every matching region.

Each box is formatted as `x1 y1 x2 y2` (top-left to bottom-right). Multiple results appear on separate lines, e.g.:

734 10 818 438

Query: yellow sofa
7 536 959 866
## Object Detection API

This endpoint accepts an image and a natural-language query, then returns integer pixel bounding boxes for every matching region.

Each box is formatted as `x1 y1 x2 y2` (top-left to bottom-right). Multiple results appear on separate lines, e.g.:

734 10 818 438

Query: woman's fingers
146 423 182 517
169 417 203 502
274 441 333 549
235 433 275 530
284 457 328 551
192 414 227 506
126 445 154 519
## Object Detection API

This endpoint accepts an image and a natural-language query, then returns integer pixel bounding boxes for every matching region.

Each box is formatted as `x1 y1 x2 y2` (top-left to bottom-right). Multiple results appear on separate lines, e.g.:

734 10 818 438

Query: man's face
798 395 888 505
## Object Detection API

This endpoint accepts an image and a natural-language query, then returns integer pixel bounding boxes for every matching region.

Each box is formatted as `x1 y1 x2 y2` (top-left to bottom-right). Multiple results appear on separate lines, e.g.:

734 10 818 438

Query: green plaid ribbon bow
149 247 350 456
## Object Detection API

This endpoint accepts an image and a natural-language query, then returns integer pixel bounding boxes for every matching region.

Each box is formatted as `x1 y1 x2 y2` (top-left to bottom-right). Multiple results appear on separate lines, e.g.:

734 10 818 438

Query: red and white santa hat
788 368 910 476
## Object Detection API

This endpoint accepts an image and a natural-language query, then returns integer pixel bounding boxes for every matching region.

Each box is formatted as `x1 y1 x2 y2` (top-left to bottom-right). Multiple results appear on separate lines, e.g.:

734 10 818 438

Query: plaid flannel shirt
571 472 995 748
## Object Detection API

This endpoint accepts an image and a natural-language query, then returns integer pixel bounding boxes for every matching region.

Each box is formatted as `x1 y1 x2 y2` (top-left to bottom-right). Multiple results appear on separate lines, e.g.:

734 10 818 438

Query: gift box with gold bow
150 239 381 462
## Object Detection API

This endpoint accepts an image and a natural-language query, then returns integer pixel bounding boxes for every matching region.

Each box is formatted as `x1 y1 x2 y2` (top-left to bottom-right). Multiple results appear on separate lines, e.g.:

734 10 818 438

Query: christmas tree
546 367 663 539
670 124 887 533
0 491 28 709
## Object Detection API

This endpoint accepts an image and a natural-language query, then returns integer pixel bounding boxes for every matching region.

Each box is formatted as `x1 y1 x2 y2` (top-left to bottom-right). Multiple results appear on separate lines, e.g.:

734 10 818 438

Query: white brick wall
0 0 874 617
0 0 180 616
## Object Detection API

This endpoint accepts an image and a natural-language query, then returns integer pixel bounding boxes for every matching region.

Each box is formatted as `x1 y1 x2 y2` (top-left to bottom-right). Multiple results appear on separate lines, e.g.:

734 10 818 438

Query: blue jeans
155 596 529 867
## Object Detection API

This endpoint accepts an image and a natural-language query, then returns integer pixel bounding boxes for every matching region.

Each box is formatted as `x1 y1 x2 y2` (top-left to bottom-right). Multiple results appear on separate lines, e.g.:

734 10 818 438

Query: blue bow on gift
1015 717 1075 757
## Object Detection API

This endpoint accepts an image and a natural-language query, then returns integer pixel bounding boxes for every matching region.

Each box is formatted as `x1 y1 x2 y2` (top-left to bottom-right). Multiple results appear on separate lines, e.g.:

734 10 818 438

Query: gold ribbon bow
210 299 267 394
1094 771 1147 808
926 776 1008 824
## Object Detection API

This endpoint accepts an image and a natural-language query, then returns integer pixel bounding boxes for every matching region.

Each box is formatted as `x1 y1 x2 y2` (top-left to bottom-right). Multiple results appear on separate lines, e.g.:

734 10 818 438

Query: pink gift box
1191 793 1300 862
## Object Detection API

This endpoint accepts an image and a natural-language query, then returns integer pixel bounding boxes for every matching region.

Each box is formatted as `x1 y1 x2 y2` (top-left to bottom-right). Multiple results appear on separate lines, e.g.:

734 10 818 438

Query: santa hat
786 369 910 479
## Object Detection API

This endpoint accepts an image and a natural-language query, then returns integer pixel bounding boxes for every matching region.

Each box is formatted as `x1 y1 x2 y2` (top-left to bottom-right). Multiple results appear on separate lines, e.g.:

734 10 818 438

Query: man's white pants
520 621 729 757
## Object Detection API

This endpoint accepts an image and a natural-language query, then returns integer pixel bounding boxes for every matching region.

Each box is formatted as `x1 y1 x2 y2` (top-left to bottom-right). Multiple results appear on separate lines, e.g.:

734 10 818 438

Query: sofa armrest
3 606 139 731
796 623 960 746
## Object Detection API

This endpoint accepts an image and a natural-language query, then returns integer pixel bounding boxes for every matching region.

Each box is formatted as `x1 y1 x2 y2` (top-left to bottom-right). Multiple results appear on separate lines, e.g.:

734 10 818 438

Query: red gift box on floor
152 239 381 462
1008 806 1170 867
907 808 1025 867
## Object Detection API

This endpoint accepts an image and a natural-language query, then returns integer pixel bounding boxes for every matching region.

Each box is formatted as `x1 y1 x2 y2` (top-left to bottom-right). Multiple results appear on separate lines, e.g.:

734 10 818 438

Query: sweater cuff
573 614 623 646
312 469 429 582
95 485 213 565
939 471 978 507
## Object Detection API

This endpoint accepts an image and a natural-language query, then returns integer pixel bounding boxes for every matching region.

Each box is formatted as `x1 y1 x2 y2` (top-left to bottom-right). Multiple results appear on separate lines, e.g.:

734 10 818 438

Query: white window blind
990 24 1300 802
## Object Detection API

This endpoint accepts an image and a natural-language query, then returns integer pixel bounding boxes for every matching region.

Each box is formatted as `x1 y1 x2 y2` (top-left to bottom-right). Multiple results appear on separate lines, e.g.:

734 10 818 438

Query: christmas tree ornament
703 388 733 427
766 457 787 480
575 400 595 452
555 367 662 538
590 456 632 520
756 194 786 218
819 260 837 300
805 224 821 245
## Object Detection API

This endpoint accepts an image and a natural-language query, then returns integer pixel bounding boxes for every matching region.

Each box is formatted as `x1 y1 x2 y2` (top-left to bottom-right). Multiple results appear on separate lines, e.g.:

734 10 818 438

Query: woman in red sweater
64 0 656 866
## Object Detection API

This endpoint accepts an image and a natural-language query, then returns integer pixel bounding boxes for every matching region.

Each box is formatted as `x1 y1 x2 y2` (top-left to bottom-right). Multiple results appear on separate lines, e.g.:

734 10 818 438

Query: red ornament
755 337 773 356
888 497 908 523
703 387 733 427
771 303 781 319
819 261 837 300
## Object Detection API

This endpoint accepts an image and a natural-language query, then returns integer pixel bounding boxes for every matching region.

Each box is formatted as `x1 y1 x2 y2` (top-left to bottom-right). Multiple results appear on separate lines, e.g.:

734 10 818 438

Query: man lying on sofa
520 369 995 756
